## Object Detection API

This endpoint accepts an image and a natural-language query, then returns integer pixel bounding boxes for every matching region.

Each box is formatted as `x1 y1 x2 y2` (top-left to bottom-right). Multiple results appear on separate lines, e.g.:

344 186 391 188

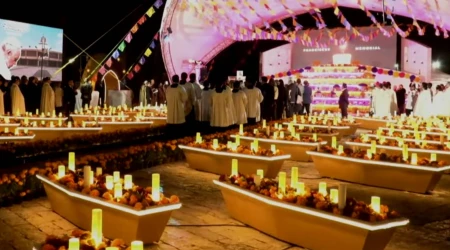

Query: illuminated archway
101 70 120 104
160 0 450 78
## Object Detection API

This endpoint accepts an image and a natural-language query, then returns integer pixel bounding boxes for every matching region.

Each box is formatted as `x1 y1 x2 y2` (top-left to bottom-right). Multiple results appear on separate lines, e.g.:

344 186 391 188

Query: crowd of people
0 75 83 116
164 73 339 132
372 81 450 117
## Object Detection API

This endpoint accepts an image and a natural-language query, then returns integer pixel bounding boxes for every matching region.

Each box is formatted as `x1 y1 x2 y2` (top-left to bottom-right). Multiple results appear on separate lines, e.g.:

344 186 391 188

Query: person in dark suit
301 81 312 115
339 83 350 118
64 80 77 115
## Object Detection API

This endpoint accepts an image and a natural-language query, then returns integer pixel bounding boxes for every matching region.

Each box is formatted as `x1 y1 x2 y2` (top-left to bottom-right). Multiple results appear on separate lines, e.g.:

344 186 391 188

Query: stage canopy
160 0 450 77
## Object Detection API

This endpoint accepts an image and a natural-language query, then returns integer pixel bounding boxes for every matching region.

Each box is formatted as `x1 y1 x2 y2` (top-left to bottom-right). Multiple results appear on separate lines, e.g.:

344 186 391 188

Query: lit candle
227 141 232 148
293 115 297 123
402 144 408 161
68 152 75 171
337 145 343 155
318 182 327 196
152 173 160 201
14 129 18 135
68 121 72 128
262 119 266 128
296 182 305 195
430 153 437 162
253 128 258 134
256 169 264 179
195 132 201 143
278 172 286 194
331 136 337 148
330 189 338 203
212 139 219 149
290 167 298 187
280 131 284 138
273 131 278 140
235 135 240 145
105 176 113 190
124 175 132 189
4 128 8 133
231 143 237 151
68 238 80 250
371 196 381 213
367 150 372 159
35 109 39 115
58 165 65 179
231 159 238 176
371 140 376 153
130 241 144 250
89 171 94 185
83 166 91 188
338 183 347 210
313 133 317 141
411 153 418 165
253 139 258 150
270 144 276 154
239 124 243 135
113 171 120 183
91 209 102 247
114 183 122 198
96 167 102 176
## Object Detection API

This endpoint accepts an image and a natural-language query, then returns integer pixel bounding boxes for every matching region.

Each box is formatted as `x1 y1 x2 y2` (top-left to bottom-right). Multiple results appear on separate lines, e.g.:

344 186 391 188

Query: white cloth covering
244 87 263 121
166 84 188 124
75 89 82 111
90 91 99 108
232 90 248 125
414 89 433 118
40 82 55 114
210 89 233 127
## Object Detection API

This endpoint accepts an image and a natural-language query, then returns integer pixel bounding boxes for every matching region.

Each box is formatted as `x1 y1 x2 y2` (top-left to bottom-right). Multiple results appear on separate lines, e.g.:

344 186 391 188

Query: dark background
2 1 449 87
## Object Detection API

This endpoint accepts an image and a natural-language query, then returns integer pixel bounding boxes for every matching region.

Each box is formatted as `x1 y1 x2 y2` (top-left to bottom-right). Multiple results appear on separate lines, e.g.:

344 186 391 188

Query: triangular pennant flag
105 58 113 67
131 24 139 33
154 33 159 40
134 64 141 73
144 48 152 57
154 0 163 9
125 32 132 43
112 50 120 59
137 15 146 25
127 72 134 80
118 41 126 52
139 56 146 65
150 40 156 49
146 7 155 17
98 66 106 75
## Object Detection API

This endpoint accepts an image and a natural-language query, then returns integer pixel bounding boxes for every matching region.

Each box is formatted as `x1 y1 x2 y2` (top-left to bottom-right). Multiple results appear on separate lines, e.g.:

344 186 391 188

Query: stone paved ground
1 160 450 250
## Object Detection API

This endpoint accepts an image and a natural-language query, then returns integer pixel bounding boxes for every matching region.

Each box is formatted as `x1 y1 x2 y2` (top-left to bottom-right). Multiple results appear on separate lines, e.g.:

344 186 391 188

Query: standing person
286 79 300 117
396 84 406 114
1 76 11 114
40 77 55 114
80 81 93 108
0 78 4 115
54 82 64 115
10 76 25 115
270 78 278 120
232 81 248 125
338 83 349 118
155 82 166 105
386 82 397 115
244 81 264 124
146 81 153 106
296 79 304 115
260 76 274 121
27 77 40 113
405 83 417 116
301 81 312 115
166 75 188 133
276 79 287 119
139 81 148 106
210 81 233 129
179 72 196 126
96 81 105 107
19 75 28 110
414 82 432 118
189 73 202 122
64 80 77 115
75 83 82 112
199 81 212 125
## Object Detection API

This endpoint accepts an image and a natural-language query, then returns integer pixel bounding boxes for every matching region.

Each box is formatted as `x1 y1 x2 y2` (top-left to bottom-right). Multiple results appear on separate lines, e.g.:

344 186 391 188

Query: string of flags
97 0 164 76
184 0 448 47
125 33 159 80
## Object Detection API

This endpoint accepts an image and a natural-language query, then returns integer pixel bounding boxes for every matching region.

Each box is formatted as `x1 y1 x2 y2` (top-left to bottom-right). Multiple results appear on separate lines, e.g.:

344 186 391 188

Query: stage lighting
432 61 441 69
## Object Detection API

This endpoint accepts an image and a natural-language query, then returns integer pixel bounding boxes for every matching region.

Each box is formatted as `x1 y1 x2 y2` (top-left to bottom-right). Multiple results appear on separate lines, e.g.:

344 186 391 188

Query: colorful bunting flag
144 48 152 57
105 58 113 67
98 66 106 75
127 72 134 80
131 24 139 33
112 50 120 59
146 7 155 17
137 15 146 25
125 32 133 43
134 64 141 73
118 41 126 52
154 0 163 9
150 40 156 49
139 56 146 65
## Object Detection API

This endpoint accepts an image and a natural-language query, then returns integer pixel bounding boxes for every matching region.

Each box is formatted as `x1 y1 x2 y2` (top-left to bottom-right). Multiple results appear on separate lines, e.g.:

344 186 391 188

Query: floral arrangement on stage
185 140 284 156
318 145 447 166
240 131 324 143
352 136 449 151
370 130 441 142
48 171 180 210
85 117 151 123
40 229 126 250
19 121 101 128
0 129 34 137
218 174 400 222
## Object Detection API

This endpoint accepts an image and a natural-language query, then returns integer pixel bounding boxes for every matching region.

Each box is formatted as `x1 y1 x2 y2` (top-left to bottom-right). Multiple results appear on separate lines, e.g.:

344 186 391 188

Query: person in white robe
166 75 188 124
414 82 433 118
374 83 390 117
199 81 212 123
75 85 82 111
225 84 237 125
10 76 25 115
244 81 264 124
40 78 55 114
210 82 233 128
431 84 446 116
189 73 202 121
180 72 196 123
386 82 397 115
232 81 248 125
139 81 148 106
0 78 4 115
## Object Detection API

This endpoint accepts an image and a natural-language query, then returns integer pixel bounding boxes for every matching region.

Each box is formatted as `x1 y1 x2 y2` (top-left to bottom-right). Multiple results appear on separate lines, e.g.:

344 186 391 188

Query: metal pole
40 48 44 80
382 0 386 24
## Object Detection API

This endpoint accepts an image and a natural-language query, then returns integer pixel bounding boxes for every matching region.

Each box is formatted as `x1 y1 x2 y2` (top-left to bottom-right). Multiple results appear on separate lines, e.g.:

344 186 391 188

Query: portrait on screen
0 19 63 80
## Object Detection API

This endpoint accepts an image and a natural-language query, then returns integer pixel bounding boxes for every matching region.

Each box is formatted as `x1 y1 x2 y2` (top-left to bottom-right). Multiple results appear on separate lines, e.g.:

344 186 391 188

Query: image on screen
291 27 397 70
0 19 63 81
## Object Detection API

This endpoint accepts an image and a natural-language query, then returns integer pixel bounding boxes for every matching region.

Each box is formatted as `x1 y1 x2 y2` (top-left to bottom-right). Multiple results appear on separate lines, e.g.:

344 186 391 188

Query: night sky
2 1 449 87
